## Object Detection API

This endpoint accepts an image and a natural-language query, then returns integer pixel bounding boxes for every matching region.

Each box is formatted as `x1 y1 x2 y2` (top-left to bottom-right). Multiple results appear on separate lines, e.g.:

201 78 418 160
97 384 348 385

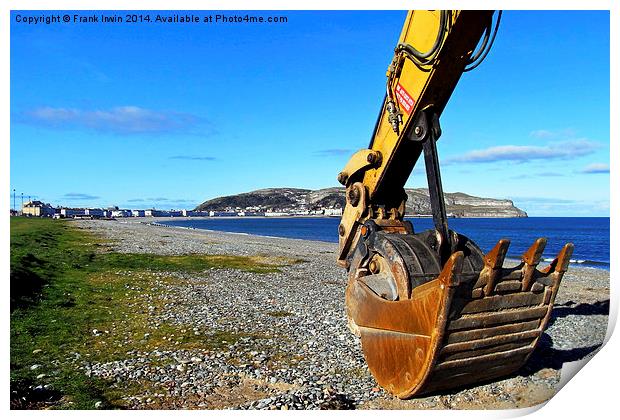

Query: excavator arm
337 10 575 398
338 11 494 266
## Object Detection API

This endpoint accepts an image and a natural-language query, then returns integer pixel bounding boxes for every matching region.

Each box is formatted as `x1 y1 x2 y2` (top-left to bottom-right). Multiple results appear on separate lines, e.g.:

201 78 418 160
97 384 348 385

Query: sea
157 217 610 270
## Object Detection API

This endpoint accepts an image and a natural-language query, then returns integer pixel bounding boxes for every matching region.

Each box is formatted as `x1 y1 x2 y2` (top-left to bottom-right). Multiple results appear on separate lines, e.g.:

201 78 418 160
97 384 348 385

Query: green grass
10 218 119 409
97 253 289 274
10 217 294 409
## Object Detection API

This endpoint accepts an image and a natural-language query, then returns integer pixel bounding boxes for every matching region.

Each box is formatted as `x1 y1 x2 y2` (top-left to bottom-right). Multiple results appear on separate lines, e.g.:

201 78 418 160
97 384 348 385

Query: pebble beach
72 218 610 410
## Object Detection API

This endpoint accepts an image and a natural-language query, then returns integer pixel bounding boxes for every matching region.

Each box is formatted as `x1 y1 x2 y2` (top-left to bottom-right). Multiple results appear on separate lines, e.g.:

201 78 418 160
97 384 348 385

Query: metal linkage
408 109 450 264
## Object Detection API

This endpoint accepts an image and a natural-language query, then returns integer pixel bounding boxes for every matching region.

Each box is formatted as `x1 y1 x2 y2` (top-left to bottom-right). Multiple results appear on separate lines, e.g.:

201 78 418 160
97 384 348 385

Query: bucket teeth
522 238 547 266
483 239 510 296
551 243 575 274
439 251 464 287
485 239 510 269
521 238 547 291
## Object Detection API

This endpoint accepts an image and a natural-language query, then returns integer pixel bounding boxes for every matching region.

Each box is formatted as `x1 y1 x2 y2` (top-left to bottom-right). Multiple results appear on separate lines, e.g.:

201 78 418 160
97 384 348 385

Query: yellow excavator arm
338 11 494 266
337 10 575 398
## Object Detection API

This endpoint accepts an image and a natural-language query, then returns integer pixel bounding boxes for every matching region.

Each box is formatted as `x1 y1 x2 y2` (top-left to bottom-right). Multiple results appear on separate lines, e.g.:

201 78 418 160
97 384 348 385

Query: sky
10 10 610 216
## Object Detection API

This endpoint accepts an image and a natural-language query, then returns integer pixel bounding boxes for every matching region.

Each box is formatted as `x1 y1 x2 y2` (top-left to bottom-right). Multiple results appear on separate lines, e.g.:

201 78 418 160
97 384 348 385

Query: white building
265 211 289 217
22 201 55 217
85 208 105 218
60 208 86 218
111 209 131 218
324 208 343 216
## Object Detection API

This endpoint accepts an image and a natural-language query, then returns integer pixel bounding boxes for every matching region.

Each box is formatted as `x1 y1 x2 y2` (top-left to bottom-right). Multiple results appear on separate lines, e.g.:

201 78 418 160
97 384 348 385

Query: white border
3 1 617 419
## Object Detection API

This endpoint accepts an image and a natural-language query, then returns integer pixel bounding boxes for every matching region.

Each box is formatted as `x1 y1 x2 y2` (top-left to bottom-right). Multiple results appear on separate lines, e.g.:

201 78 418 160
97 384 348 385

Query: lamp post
21 193 23 215
13 189 15 213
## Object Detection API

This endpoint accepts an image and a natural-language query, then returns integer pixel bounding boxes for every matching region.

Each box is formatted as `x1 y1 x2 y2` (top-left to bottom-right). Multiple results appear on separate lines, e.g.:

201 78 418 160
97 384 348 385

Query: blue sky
10 10 610 216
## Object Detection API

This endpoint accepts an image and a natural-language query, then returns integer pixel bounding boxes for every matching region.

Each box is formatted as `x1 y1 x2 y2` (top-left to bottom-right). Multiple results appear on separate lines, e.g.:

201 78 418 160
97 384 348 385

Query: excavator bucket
336 9 575 398
345 228 574 398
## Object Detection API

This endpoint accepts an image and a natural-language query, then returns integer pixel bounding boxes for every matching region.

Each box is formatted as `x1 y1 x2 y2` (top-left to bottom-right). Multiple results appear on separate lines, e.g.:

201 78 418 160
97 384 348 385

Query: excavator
336 10 574 398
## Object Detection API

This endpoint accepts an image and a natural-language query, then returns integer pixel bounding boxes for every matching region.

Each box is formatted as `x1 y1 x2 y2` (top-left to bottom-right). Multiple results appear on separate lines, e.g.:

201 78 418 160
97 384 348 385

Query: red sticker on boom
395 83 415 114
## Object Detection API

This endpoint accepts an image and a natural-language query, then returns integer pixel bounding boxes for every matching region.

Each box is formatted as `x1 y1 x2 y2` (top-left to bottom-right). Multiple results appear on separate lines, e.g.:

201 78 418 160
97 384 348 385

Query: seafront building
16 201 344 219
21 201 55 217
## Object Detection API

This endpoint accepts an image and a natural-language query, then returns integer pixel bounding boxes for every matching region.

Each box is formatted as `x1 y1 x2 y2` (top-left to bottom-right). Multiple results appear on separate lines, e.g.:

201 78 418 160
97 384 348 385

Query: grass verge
10 217 291 409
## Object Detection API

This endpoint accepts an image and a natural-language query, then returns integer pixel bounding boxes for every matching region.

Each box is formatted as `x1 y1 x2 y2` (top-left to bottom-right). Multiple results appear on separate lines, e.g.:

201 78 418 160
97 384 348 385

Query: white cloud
444 139 600 164
580 163 610 174
19 105 203 135
63 192 100 200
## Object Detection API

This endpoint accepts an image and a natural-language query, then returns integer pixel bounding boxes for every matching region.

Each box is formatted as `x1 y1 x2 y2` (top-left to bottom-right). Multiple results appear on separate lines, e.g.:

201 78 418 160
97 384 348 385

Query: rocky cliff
195 187 526 218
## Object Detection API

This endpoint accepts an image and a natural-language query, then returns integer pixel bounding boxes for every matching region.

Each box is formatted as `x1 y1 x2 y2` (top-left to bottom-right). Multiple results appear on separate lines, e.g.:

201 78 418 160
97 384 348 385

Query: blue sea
157 217 610 270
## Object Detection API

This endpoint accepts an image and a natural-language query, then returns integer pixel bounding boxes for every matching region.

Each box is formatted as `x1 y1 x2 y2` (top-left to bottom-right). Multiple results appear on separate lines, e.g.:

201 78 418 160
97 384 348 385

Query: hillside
195 187 527 218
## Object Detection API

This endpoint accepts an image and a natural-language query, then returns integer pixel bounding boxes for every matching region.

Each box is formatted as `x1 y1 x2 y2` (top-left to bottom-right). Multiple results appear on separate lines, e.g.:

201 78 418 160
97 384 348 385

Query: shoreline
81 215 611 223
116 217 610 271
174 221 609 273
